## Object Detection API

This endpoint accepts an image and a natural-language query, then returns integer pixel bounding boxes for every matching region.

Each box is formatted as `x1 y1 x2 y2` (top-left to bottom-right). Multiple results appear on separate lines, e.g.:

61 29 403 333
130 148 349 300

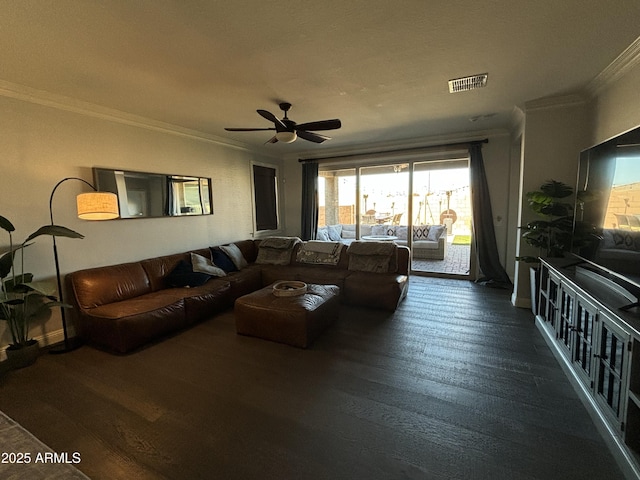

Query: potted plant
0 215 83 368
517 180 575 313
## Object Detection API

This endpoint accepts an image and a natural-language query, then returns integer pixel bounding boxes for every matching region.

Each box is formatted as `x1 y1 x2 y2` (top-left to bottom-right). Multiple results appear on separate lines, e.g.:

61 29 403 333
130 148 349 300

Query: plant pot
6 340 40 370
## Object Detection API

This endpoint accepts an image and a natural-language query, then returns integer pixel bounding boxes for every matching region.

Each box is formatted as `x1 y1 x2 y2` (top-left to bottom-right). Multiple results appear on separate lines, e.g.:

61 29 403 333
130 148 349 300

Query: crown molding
0 80 277 156
524 94 586 112
586 35 640 97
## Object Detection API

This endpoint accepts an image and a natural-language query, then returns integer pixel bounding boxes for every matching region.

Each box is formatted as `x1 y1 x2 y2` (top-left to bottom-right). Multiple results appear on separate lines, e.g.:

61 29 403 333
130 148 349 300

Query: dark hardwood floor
0 277 624 479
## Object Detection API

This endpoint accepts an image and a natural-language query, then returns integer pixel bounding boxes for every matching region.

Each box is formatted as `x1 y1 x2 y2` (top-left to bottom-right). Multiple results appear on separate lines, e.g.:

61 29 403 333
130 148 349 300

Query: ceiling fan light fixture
276 131 297 143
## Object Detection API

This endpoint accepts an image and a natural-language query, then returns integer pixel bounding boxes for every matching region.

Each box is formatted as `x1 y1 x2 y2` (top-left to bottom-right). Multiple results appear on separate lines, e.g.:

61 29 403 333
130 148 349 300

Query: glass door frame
318 154 474 279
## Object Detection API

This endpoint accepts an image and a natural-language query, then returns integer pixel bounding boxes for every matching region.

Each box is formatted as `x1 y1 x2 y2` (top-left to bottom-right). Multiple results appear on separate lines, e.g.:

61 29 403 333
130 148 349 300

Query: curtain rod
298 138 488 163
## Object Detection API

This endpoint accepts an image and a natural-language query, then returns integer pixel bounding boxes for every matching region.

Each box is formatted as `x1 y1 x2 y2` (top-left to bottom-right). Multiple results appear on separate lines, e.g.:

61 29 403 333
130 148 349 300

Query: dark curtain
301 161 319 240
469 144 512 288
253 165 278 230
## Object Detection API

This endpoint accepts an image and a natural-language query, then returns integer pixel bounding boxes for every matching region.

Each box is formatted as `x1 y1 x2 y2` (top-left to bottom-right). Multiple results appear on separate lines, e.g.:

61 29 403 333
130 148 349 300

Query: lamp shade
275 131 297 143
76 192 119 220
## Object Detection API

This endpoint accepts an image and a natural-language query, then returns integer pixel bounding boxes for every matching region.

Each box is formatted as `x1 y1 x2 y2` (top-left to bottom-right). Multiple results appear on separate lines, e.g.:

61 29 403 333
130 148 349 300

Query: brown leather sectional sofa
66 239 410 354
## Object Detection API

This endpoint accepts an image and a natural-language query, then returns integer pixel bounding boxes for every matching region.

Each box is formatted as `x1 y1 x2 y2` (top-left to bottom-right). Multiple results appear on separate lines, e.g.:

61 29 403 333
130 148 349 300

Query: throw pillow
167 260 211 287
220 243 248 270
326 224 343 241
316 227 330 241
427 225 445 242
413 225 429 240
395 226 408 241
211 247 238 273
191 252 226 277
341 224 356 239
371 225 387 236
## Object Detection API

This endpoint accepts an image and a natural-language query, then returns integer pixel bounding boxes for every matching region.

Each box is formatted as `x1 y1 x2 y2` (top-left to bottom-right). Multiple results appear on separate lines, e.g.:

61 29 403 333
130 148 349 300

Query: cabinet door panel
545 273 560 328
557 286 575 356
572 298 597 388
595 314 629 425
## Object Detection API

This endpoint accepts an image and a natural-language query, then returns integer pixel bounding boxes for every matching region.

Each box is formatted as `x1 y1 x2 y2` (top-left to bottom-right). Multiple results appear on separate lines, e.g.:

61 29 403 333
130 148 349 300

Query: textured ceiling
2 0 640 154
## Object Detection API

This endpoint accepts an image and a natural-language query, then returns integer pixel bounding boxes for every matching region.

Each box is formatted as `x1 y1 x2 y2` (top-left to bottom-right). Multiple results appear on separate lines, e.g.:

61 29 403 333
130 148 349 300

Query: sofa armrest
396 246 410 275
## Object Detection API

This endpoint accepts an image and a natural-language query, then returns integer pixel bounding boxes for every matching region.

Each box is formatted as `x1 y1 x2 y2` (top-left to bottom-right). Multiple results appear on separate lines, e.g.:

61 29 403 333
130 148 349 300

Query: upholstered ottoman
234 283 340 348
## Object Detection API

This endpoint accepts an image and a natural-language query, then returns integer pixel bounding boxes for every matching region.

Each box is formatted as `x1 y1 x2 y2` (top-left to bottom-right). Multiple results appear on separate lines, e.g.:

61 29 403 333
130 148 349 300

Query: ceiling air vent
448 73 488 93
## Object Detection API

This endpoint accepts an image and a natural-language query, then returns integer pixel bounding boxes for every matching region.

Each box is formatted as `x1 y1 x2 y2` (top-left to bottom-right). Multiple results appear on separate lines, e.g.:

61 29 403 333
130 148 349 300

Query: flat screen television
572 124 640 302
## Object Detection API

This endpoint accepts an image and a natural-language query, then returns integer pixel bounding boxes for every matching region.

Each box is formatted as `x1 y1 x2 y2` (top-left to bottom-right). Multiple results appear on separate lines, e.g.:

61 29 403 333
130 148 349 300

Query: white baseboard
0 329 65 362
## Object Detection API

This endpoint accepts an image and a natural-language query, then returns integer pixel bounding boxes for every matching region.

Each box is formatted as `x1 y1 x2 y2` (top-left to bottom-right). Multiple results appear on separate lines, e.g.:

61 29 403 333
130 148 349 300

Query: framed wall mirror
93 168 213 219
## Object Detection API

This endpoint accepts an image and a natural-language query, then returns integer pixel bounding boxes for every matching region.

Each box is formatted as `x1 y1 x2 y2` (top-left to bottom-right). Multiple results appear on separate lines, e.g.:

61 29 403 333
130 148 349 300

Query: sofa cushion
140 252 191 291
347 241 396 273
255 236 300 265
340 224 356 239
82 293 186 353
296 241 342 265
69 262 152 309
413 240 439 250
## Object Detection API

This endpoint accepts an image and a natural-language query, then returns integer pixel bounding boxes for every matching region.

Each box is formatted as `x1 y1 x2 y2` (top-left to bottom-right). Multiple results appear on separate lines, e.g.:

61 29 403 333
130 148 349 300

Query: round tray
272 281 308 297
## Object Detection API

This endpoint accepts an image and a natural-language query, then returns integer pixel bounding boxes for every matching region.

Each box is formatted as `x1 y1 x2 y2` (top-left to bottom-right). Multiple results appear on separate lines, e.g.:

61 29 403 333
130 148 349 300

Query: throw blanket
259 236 301 250
256 236 301 265
296 241 342 265
347 241 396 273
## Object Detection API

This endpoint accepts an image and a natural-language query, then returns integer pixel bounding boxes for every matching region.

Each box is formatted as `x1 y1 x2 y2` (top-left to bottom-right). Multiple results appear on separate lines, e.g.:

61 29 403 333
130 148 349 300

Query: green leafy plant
517 180 575 263
0 215 83 348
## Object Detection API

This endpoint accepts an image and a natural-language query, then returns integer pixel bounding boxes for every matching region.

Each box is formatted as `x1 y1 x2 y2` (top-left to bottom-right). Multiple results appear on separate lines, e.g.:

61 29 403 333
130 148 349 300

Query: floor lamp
49 177 119 354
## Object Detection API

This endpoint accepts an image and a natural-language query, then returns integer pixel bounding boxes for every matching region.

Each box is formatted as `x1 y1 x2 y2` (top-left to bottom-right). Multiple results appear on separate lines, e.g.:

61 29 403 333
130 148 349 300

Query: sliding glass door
411 160 472 276
360 164 409 237
318 157 472 278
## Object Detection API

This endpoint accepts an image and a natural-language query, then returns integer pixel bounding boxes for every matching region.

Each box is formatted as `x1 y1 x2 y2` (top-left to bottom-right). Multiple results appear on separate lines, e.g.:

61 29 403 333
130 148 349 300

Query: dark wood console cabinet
536 258 640 479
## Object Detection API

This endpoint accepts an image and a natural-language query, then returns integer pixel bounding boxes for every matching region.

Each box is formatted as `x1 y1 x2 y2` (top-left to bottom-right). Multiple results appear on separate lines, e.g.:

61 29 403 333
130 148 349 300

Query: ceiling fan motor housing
225 101 340 144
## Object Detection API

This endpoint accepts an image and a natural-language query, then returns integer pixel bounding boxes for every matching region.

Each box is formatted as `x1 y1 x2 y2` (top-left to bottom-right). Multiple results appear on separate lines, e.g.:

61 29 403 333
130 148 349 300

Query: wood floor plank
0 276 626 479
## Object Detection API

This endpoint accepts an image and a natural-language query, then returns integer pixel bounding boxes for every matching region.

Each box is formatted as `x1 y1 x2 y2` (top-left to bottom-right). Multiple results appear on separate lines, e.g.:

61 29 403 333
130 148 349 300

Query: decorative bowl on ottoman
272 280 308 297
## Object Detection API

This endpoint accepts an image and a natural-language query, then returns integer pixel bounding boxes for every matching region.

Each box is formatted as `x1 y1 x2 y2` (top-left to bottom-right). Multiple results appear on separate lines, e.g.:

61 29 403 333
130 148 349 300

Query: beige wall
511 99 590 307
590 61 640 145
0 95 280 349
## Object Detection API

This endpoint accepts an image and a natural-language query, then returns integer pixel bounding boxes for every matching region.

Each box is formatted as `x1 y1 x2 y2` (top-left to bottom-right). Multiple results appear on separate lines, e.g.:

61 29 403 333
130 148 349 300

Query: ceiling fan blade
224 127 276 131
297 130 330 143
265 135 278 144
257 109 287 130
295 119 341 131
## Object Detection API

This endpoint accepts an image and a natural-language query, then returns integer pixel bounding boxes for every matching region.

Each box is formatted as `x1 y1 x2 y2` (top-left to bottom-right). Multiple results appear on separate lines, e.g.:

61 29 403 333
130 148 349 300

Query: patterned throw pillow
412 225 429 240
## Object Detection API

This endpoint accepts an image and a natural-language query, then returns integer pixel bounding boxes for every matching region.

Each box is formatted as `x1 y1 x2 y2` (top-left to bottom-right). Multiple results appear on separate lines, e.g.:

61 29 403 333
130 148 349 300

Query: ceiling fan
225 102 341 144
